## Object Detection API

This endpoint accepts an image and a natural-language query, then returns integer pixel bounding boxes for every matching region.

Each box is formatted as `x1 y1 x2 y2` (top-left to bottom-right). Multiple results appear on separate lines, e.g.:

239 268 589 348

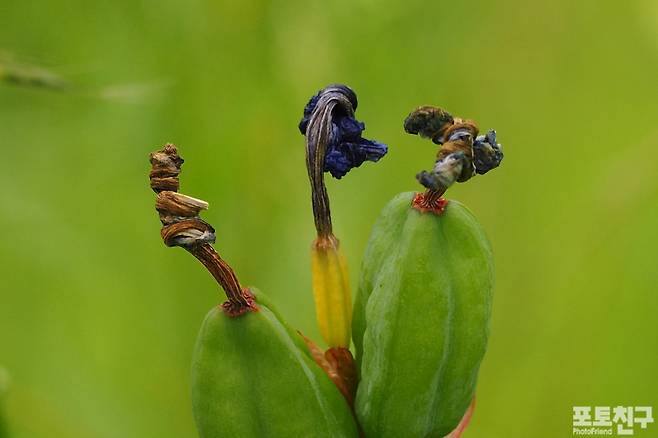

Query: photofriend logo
573 406 654 435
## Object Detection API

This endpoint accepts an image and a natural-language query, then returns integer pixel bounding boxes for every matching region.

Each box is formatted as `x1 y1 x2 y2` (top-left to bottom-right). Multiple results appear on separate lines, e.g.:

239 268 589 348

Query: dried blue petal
300 85 387 179
336 116 364 140
325 149 353 179
473 129 504 175
299 84 358 135
326 138 388 179
298 92 321 134
353 138 388 162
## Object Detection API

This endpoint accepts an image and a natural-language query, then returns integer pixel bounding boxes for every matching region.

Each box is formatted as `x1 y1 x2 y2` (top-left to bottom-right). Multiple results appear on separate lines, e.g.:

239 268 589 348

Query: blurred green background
1 0 657 437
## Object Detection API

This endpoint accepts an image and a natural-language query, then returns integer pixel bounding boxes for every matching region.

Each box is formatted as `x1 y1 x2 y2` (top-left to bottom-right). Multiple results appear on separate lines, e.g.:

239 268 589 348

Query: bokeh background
1 0 657 437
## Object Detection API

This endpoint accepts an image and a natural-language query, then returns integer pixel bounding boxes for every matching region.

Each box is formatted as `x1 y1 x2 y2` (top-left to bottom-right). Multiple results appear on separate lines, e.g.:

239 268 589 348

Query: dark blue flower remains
472 129 504 175
299 86 388 179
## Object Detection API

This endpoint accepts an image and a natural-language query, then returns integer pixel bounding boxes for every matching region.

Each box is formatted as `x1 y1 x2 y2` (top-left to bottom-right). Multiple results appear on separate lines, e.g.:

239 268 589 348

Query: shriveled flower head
299 85 388 179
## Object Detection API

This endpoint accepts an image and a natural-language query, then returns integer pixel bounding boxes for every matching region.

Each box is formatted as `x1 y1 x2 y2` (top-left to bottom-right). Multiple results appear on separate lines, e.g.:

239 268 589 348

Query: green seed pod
352 192 494 438
148 145 357 438
192 288 358 438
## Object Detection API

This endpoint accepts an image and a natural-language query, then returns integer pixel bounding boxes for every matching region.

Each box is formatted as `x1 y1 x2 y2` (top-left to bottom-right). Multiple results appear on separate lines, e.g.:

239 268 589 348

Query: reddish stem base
412 191 449 215
221 288 258 317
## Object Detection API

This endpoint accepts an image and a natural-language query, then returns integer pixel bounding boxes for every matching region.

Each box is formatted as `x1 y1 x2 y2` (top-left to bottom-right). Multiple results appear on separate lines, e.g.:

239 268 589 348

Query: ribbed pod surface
353 192 493 437
192 289 358 438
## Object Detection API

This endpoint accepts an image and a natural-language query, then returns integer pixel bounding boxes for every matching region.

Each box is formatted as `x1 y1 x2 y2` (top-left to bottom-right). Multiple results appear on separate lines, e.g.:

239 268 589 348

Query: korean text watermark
573 406 653 435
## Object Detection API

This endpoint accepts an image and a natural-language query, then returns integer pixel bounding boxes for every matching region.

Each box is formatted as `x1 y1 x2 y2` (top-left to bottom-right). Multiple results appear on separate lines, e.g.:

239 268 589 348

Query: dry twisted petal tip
403 106 455 144
148 143 252 314
155 191 215 248
149 143 184 193
160 219 216 247
148 144 216 248
156 192 209 223
304 86 356 237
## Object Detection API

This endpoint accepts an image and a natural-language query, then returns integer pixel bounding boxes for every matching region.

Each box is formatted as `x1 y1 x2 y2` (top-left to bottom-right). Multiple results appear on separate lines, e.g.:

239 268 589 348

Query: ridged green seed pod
192 289 359 438
352 192 494 438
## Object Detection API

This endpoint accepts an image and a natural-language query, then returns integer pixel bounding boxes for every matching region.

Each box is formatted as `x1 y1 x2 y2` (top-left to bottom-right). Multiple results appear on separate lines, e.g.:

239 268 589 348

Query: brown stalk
304 86 356 238
412 189 449 215
148 144 255 316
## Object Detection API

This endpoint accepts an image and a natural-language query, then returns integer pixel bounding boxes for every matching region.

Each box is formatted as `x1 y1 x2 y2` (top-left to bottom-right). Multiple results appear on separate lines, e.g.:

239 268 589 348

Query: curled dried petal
473 129 504 175
300 85 387 179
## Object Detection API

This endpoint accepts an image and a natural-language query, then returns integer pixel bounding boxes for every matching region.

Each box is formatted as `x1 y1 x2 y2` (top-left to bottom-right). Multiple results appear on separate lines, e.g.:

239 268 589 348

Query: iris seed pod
352 192 494 437
149 145 358 438
192 288 358 438
352 106 502 437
